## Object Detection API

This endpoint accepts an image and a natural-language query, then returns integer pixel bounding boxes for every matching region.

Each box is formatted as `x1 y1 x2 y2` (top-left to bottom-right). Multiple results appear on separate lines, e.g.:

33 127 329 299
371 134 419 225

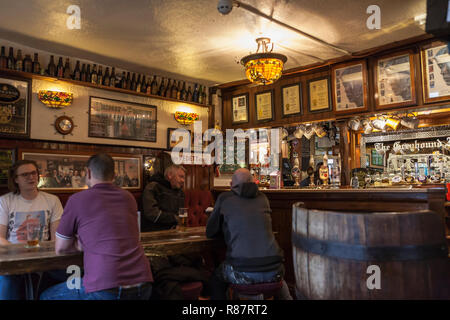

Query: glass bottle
140 75 146 93
130 73 137 91
0 46 7 68
136 74 141 92
7 47 15 69
103 67 110 86
32 53 40 74
157 77 166 96
15 49 23 72
80 63 86 81
91 64 98 84
192 83 199 102
146 78 151 94
171 80 178 99
150 76 158 95
56 57 64 77
86 64 91 82
23 54 33 73
180 81 187 100
73 61 81 81
176 81 183 100
109 67 116 87
198 85 203 104
97 65 103 85
63 58 71 78
186 85 193 101
126 72 131 90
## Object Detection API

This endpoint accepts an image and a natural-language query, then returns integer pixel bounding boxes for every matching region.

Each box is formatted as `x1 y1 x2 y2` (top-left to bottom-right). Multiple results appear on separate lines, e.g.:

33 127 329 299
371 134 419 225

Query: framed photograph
0 148 15 187
231 93 249 124
19 150 142 191
370 149 384 167
281 83 302 117
88 96 157 142
0 74 31 138
375 51 416 109
307 77 332 113
332 60 368 114
167 128 191 150
255 90 274 122
421 41 450 103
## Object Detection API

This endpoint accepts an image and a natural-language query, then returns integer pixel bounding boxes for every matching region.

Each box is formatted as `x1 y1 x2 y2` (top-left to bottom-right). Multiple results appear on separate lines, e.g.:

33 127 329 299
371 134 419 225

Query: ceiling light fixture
240 37 287 85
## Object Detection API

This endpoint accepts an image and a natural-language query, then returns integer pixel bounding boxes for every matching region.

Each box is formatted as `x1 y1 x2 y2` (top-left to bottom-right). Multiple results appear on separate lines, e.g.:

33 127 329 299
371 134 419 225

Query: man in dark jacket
141 165 185 231
206 168 292 299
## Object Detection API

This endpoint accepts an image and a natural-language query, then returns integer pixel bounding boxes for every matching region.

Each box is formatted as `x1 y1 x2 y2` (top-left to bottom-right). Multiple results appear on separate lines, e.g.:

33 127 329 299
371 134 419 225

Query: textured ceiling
0 0 427 86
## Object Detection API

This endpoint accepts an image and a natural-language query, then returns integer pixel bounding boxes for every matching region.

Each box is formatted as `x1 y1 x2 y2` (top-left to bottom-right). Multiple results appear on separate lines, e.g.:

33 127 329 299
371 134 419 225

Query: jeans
40 279 152 300
0 275 26 300
210 262 292 300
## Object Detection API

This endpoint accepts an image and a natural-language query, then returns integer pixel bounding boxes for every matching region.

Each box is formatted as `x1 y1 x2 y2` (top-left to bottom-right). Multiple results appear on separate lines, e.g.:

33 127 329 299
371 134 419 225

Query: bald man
206 168 292 300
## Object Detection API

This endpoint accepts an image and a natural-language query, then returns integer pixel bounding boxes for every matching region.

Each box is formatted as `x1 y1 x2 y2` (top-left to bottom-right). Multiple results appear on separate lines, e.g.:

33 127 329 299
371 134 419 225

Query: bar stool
180 281 203 300
229 281 283 300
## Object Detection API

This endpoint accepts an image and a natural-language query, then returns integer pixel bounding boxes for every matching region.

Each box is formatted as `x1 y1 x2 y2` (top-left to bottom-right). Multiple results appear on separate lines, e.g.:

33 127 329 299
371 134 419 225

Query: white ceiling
0 0 428 86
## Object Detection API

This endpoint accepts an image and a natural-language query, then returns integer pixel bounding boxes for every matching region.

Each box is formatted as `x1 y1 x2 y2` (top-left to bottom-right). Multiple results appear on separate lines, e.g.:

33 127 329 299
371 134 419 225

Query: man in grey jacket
206 168 292 299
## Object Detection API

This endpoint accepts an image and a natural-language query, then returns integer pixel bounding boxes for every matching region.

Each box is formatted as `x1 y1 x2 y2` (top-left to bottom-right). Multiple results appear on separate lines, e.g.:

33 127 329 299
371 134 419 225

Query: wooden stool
180 281 203 300
229 281 283 300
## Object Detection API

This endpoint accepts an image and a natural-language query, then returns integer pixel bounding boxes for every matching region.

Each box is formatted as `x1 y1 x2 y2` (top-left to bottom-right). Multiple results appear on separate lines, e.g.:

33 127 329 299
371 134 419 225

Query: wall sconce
38 90 73 108
174 111 199 125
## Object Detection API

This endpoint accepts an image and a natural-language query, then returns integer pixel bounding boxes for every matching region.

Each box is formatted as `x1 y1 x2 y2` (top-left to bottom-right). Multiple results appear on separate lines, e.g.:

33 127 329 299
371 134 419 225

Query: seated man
40 153 153 300
206 168 292 300
0 160 63 300
141 165 185 231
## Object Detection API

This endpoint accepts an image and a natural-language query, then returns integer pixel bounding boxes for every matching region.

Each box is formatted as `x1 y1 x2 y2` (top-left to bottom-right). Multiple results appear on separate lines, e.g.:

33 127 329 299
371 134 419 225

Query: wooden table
0 227 221 276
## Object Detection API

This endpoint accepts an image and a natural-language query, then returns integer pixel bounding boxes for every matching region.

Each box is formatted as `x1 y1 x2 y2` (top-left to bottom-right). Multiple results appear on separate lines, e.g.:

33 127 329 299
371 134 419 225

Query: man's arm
142 184 177 226
0 225 10 245
55 234 81 255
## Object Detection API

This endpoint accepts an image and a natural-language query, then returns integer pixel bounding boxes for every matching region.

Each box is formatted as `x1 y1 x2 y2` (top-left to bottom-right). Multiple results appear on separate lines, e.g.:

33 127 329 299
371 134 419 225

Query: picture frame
255 90 274 122
332 60 369 114
19 149 142 191
370 149 384 167
0 148 15 187
167 128 191 150
88 96 157 142
374 51 416 110
420 41 450 104
307 76 332 113
231 93 249 124
0 74 31 138
281 83 302 117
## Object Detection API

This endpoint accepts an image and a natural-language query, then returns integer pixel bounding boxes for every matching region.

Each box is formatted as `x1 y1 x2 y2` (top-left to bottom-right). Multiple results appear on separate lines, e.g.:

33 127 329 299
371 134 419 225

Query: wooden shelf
0 68 211 109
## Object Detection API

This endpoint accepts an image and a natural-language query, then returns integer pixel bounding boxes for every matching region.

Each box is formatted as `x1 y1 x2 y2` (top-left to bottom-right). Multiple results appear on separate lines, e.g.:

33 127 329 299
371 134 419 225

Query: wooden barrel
292 202 450 299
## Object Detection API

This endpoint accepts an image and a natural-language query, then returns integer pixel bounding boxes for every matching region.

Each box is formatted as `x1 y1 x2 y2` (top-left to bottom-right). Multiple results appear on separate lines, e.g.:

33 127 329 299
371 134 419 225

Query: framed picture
370 149 384 167
167 128 191 150
307 77 332 113
0 74 31 138
375 51 416 109
88 96 157 142
0 148 15 187
19 150 142 191
255 90 274 122
332 60 368 114
421 41 450 103
231 93 249 124
281 83 302 117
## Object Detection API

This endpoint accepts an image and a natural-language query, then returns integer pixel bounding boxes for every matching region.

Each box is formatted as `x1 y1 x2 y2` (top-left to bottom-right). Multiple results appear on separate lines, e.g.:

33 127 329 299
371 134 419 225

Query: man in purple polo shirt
40 153 153 300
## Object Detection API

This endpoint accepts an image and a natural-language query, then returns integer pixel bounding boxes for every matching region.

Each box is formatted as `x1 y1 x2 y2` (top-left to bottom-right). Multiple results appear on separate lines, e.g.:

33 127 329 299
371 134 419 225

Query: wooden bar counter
0 227 221 276
212 186 448 292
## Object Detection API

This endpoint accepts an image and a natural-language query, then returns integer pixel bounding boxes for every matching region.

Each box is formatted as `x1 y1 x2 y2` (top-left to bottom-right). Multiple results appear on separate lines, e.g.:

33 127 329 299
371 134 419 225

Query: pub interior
0 0 449 301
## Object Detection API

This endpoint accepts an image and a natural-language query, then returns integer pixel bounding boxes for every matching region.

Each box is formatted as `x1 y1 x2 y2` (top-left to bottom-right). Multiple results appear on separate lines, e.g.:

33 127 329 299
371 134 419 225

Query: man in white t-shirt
0 160 63 300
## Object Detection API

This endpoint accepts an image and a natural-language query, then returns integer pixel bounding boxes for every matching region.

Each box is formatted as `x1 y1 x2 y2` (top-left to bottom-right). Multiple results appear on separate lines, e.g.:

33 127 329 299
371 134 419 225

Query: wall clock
52 114 76 136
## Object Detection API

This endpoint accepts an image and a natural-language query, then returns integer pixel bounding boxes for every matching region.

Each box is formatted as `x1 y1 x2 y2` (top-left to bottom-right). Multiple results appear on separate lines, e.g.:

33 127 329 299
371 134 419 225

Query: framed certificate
231 93 249 124
281 83 302 117
421 41 450 103
332 60 368 114
307 77 332 113
375 51 416 110
255 90 274 122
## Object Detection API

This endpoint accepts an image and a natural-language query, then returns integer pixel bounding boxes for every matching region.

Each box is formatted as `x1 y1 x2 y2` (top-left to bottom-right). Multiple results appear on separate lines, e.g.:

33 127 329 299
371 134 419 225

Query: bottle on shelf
192 83 199 102
136 74 141 92
56 57 64 77
110 67 116 87
91 64 98 84
120 71 127 89
0 46 7 68
202 86 207 104
164 79 171 98
15 49 23 72
23 54 33 73
86 64 91 82
176 81 183 100
130 73 137 91
171 80 178 99
73 61 81 81
186 85 193 102
198 85 203 104
140 75 146 93
157 77 166 96
7 47 15 69
63 58 71 78
32 53 40 74
180 81 187 100
103 67 110 86
126 72 131 90
97 65 103 85
80 63 87 82
146 78 151 94
150 76 158 95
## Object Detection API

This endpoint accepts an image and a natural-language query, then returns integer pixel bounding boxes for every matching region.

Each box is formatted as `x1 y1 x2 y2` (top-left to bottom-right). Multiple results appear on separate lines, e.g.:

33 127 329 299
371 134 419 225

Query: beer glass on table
178 208 188 231
25 223 40 248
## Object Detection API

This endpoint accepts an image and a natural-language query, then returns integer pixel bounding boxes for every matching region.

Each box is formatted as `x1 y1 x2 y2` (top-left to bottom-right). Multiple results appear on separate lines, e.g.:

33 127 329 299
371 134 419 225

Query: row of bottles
0 45 208 105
